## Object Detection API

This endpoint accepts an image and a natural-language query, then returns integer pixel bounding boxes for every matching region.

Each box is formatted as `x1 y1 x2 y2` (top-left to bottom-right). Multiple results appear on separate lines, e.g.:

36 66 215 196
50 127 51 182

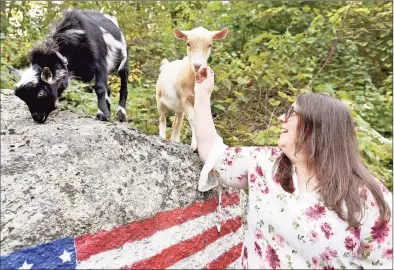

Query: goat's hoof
96 112 110 121
116 110 127 122
190 143 198 152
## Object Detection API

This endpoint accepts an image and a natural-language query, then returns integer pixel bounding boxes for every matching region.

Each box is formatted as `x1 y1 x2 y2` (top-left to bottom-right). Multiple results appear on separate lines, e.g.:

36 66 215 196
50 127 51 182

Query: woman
194 67 392 269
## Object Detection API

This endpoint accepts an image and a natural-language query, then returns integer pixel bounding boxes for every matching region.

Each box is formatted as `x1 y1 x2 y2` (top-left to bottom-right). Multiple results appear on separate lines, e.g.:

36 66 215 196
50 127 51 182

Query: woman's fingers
196 67 208 83
194 66 215 96
195 66 215 84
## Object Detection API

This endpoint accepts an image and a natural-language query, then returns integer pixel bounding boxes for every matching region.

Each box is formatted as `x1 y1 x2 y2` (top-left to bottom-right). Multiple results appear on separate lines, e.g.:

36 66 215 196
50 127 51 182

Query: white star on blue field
1 237 76 269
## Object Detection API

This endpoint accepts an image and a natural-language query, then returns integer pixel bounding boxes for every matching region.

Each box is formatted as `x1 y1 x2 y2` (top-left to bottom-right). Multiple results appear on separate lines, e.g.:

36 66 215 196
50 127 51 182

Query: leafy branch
308 3 353 89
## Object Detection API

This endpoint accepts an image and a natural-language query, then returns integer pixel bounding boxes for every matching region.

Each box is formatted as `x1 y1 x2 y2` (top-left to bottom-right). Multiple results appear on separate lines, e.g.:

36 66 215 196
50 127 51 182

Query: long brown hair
274 93 391 228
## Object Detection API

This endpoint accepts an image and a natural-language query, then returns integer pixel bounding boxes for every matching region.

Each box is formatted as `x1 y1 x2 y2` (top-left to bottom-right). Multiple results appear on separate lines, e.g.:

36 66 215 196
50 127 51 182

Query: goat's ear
212 28 228 40
174 28 188 40
41 67 53 84
7 66 23 78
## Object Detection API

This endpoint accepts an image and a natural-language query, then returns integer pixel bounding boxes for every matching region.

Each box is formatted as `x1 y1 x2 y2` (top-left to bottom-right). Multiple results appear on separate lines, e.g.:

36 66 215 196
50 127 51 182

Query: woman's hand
195 66 215 98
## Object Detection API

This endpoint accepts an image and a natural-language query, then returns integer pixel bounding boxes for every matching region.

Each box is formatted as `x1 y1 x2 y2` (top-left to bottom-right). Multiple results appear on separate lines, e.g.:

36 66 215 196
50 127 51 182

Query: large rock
1 89 245 267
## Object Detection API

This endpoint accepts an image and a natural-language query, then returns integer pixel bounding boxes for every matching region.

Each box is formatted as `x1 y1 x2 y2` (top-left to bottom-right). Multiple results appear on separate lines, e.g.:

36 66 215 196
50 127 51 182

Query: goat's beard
195 67 207 83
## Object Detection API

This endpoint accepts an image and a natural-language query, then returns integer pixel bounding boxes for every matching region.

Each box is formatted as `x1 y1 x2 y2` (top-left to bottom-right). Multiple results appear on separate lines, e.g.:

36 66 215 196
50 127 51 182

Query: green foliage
1 1 392 190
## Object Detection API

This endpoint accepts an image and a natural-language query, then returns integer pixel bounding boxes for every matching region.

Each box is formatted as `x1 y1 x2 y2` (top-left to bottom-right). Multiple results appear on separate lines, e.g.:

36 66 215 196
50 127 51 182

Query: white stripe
15 66 38 88
100 27 127 73
64 29 85 36
118 33 128 72
104 14 119 27
117 106 126 115
227 256 242 269
76 205 241 269
168 229 244 269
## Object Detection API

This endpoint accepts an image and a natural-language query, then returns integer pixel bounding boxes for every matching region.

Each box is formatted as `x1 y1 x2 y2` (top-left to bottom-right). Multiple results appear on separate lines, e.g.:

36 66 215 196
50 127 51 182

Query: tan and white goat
156 27 228 151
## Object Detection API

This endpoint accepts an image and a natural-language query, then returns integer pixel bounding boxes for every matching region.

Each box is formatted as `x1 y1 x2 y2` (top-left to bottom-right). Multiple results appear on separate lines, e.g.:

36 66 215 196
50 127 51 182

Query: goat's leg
185 104 197 152
106 83 112 112
116 63 129 122
94 72 111 121
158 103 167 139
171 111 184 142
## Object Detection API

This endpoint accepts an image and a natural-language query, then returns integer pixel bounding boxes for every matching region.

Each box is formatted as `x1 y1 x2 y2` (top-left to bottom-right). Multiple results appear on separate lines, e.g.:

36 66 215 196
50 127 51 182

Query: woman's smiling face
278 103 299 154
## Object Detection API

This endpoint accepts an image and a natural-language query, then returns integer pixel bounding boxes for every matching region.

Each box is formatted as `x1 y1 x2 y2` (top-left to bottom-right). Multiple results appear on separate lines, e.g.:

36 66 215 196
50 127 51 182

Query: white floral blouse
198 136 393 269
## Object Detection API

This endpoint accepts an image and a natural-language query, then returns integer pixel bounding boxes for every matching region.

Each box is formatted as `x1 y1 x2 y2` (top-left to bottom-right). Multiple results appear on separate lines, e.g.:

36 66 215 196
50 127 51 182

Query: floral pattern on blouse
204 137 393 269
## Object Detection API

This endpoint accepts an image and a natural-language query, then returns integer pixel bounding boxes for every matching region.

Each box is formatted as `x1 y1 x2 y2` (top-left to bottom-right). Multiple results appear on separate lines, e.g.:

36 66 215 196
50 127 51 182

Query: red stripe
122 217 243 269
76 192 240 261
203 242 243 269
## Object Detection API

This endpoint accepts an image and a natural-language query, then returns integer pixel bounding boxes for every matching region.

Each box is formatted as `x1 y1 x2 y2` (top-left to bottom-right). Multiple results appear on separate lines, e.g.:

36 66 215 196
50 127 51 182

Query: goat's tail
159 59 169 72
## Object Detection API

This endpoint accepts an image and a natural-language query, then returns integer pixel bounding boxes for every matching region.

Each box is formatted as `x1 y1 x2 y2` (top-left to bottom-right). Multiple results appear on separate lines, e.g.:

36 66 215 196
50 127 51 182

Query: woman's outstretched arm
194 67 250 190
194 67 218 162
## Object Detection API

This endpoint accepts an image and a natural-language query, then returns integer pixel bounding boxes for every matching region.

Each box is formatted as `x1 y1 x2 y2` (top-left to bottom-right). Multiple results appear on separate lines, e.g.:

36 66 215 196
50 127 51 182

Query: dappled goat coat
8 9 129 123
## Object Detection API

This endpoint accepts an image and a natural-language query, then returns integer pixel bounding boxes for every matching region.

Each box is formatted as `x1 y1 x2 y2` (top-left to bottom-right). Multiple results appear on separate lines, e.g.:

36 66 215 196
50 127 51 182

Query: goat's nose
32 112 48 123
194 64 201 71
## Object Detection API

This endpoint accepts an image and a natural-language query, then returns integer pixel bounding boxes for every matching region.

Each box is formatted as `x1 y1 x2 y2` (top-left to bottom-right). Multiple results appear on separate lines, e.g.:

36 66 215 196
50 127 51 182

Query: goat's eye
37 91 46 98
208 44 212 48
187 43 190 47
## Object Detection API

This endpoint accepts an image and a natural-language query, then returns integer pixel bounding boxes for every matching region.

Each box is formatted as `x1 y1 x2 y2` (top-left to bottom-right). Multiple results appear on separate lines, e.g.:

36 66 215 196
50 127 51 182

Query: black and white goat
8 9 129 123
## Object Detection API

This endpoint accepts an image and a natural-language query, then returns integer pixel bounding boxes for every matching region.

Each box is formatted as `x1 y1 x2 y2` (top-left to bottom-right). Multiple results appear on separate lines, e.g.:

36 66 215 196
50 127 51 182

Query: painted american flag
1 192 243 269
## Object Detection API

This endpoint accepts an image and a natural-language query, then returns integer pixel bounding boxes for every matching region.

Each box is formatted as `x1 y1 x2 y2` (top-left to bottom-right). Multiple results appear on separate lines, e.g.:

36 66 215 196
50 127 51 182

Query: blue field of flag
0 237 76 270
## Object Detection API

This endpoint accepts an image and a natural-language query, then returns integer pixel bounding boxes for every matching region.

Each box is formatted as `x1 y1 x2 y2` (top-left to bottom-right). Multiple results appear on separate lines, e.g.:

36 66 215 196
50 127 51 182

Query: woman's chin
278 138 291 152
278 134 286 145
277 139 285 149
